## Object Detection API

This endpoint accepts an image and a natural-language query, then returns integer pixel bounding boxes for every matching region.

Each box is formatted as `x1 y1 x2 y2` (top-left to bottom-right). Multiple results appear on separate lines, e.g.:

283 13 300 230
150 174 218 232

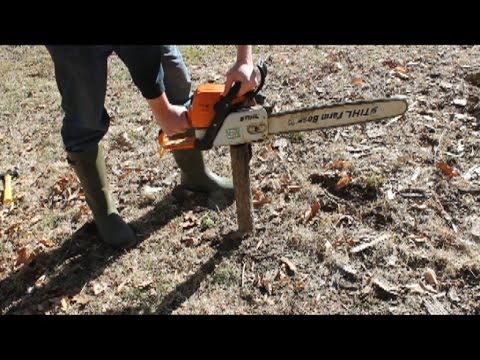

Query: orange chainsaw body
188 83 225 128
159 83 247 151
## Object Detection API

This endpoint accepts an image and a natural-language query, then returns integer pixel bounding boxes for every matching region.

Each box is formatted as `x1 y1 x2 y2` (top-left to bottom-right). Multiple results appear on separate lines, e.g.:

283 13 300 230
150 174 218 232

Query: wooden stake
230 144 254 234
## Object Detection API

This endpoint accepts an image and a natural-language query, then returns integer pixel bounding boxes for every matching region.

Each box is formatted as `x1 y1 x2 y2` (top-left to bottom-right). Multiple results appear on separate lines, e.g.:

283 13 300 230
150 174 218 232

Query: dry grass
1 45 480 314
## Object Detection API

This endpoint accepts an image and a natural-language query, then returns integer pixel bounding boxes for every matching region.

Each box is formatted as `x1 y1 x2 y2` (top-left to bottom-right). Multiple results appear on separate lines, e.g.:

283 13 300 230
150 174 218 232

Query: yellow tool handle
3 174 13 205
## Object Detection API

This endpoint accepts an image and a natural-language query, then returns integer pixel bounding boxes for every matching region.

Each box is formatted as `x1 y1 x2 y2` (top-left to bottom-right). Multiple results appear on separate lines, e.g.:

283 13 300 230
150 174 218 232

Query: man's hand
147 93 190 136
156 104 190 136
222 45 257 97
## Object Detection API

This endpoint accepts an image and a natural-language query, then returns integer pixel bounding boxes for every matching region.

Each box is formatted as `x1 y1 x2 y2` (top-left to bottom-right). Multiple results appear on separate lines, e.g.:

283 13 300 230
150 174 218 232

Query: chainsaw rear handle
229 60 267 103
251 59 267 98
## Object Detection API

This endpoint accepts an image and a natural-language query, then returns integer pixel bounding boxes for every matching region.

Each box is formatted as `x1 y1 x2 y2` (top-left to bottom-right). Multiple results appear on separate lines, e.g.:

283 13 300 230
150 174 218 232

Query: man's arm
147 93 190 136
151 45 256 136
222 45 257 97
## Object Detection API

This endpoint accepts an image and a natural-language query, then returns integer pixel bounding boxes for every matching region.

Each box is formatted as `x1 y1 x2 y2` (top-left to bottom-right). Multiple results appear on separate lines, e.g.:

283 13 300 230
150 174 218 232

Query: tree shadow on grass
0 188 233 314
108 230 245 315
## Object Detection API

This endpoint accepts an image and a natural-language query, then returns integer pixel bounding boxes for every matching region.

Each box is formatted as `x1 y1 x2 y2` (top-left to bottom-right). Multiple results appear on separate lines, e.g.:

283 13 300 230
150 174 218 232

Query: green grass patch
212 260 239 285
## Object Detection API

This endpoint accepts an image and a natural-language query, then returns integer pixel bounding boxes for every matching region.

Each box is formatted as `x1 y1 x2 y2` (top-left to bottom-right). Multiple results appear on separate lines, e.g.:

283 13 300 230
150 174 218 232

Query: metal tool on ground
158 61 408 234
1 169 19 205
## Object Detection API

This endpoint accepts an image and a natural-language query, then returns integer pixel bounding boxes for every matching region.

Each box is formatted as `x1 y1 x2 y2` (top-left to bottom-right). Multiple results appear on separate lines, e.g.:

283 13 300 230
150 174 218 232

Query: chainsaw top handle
251 59 267 98
195 61 267 150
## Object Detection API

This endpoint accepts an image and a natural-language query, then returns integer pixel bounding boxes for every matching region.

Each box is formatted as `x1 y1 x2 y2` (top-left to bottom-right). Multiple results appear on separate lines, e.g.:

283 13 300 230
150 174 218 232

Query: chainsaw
158 61 408 152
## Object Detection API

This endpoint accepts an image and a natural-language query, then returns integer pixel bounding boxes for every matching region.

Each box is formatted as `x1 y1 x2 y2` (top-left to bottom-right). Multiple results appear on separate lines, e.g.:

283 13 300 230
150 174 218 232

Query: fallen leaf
372 278 399 297
79 204 89 215
436 162 459 178
408 234 428 245
6 222 22 236
294 281 306 292
447 288 460 303
49 172 83 209
280 174 291 186
72 293 91 305
263 296 275 306
386 189 395 200
325 160 351 171
261 280 273 296
184 210 197 221
419 281 437 294
15 247 35 268
280 257 297 275
287 185 302 193
411 203 428 211
351 234 389 254
303 199 319 224
393 71 409 80
119 169 131 180
35 274 47 288
336 175 351 190
60 297 69 312
92 282 106 296
134 279 153 289
423 268 438 287
115 132 134 149
405 283 426 294
274 269 288 283
180 236 198 247
471 222 480 240
341 264 358 277
39 238 55 247
382 59 397 69
116 279 129 294
325 240 333 254
142 185 162 195
181 210 198 229
252 190 271 208
30 215 42 225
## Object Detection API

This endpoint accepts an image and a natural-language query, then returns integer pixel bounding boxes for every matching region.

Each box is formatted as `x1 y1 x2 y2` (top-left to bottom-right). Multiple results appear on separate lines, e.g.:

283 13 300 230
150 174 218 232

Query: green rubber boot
67 145 137 249
172 149 234 196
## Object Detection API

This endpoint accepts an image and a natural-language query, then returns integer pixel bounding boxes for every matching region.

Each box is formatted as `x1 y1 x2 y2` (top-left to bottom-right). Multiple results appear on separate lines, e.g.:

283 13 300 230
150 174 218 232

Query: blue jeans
46 45 191 152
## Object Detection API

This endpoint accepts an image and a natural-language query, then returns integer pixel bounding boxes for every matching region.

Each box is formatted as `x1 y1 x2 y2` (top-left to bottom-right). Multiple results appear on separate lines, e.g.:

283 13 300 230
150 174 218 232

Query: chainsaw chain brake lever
241 60 268 106
223 59 268 102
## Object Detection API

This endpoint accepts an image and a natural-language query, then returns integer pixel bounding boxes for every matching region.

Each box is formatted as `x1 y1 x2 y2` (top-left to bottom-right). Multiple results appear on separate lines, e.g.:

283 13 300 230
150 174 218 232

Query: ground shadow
0 187 233 314
108 230 245 315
